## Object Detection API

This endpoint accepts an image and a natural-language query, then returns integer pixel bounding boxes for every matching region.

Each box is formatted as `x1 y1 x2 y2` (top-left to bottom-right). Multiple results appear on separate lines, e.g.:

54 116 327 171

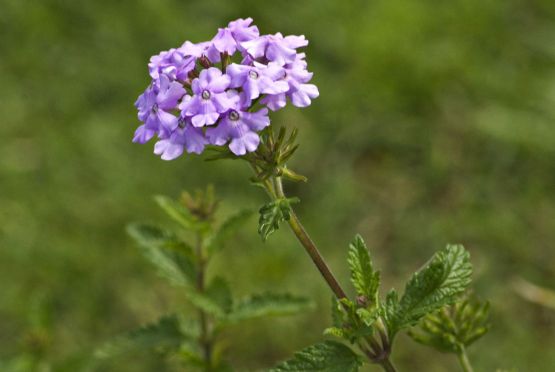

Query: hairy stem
273 176 347 299
195 233 212 370
379 358 398 372
269 175 397 371
457 346 474 372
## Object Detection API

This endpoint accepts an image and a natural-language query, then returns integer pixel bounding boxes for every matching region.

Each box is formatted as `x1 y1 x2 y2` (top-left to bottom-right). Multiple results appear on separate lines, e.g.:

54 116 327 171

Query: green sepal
280 167 308 183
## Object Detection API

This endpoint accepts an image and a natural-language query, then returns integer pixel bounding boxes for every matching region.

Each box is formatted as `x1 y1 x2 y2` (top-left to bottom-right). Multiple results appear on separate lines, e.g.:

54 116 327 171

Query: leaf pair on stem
273 236 488 372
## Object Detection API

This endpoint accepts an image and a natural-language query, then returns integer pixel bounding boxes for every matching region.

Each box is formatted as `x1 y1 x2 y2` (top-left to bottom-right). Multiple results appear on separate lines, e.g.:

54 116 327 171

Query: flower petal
132 124 156 144
206 120 231 146
184 125 208 154
229 131 260 155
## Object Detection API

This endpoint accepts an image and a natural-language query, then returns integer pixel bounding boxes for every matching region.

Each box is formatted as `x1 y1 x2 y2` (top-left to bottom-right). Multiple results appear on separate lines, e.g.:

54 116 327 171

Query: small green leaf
227 293 313 322
258 197 299 241
154 195 197 230
326 298 372 343
127 223 196 286
206 209 252 255
347 235 380 305
323 326 349 339
382 289 400 333
95 315 184 358
271 341 362 372
383 245 473 340
408 295 490 354
356 308 379 328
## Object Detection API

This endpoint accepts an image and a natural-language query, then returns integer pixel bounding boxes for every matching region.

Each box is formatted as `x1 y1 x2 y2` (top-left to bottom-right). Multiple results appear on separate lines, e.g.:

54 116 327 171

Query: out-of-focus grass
1 0 555 370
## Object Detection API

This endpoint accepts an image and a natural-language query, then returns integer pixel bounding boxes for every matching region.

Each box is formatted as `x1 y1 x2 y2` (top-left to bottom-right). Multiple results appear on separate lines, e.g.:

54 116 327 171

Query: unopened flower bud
356 295 368 307
188 69 199 80
199 55 211 69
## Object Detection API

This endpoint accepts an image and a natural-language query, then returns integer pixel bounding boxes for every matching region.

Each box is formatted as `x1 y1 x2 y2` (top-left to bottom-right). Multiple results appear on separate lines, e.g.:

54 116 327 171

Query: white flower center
248 70 259 79
201 90 211 100
229 110 240 121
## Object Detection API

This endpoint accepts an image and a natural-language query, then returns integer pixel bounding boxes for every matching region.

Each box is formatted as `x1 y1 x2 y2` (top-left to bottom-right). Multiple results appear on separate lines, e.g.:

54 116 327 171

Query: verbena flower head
133 18 318 160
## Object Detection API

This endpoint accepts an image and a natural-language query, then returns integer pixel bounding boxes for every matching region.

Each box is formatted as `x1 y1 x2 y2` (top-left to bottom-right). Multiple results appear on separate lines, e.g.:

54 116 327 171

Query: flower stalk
195 232 213 368
457 346 474 372
272 176 347 300
256 167 397 371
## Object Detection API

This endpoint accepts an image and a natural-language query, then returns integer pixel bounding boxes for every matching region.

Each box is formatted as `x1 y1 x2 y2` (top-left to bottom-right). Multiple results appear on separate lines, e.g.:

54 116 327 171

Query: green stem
195 233 212 370
457 347 474 372
272 176 347 299
270 176 398 372
379 358 398 372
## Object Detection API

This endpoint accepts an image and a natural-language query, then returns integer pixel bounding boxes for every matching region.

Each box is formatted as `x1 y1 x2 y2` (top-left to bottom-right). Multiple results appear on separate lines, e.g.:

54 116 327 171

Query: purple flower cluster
133 18 319 160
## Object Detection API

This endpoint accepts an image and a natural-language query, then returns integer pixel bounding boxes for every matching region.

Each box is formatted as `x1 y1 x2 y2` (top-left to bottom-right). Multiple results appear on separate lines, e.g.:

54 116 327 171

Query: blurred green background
2 0 555 370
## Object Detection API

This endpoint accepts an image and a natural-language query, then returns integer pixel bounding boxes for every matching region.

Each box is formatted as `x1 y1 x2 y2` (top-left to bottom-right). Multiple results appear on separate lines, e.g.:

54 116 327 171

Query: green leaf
154 195 198 230
347 235 380 305
226 293 313 322
206 209 252 255
127 223 196 286
95 315 184 358
186 277 232 318
271 341 362 372
126 223 176 246
408 296 490 353
382 289 400 334
206 276 233 314
127 222 232 318
258 197 299 241
383 245 473 340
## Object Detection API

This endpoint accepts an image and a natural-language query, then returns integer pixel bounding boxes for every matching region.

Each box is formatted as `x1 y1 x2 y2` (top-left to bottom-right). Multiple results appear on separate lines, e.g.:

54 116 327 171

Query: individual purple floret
241 32 308 66
154 119 208 160
133 75 186 143
227 18 260 43
149 48 191 82
212 18 260 56
180 67 235 127
261 56 319 110
227 62 289 106
206 109 270 155
133 18 318 160
212 28 238 55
